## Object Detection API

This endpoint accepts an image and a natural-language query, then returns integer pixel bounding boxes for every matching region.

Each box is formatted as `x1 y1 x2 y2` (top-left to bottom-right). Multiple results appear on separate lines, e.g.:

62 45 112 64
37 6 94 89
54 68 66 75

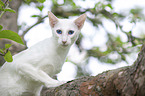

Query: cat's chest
39 52 66 75
34 40 69 74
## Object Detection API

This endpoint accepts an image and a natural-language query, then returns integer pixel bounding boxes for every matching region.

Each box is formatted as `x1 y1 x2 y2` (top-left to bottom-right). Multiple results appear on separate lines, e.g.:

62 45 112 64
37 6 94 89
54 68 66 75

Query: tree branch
41 44 145 96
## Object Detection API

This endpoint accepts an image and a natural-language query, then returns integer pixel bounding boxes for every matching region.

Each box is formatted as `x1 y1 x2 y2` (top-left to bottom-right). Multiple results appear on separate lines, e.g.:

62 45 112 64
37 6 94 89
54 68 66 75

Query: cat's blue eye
56 30 62 34
68 30 74 35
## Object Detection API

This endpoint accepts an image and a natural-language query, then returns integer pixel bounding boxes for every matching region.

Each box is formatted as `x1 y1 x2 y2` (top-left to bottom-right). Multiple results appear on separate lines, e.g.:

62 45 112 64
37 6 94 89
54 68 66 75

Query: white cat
0 11 86 96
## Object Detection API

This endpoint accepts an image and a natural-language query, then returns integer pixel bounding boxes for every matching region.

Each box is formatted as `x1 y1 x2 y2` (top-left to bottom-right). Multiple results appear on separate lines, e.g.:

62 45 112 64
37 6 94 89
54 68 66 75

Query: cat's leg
34 86 43 96
18 64 65 88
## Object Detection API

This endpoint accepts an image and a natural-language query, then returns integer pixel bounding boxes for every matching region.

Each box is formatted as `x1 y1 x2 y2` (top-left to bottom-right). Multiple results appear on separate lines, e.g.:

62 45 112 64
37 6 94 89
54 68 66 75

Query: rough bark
0 0 25 65
41 44 145 96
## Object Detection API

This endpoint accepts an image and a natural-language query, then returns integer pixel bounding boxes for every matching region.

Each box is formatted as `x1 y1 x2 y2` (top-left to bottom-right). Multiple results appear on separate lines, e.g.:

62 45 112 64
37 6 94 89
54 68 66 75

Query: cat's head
48 11 86 47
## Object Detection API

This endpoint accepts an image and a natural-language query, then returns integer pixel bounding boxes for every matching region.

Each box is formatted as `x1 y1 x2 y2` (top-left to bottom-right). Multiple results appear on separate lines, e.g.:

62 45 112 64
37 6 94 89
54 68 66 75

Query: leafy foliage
0 25 2 31
0 30 24 45
3 50 13 62
37 5 44 11
4 8 16 13
0 0 15 18
0 1 5 10
0 0 24 62
0 44 13 62
37 0 46 3
0 29 24 62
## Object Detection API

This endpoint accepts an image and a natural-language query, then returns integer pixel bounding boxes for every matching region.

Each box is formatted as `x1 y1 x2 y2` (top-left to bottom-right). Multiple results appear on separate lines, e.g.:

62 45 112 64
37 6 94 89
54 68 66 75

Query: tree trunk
0 0 25 65
41 44 145 96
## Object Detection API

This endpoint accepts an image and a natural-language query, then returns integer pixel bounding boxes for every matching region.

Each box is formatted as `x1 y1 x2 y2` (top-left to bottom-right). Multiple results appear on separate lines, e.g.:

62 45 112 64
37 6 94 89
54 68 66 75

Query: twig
21 15 47 37
0 0 9 18
0 48 9 56
4 0 9 5
0 53 5 56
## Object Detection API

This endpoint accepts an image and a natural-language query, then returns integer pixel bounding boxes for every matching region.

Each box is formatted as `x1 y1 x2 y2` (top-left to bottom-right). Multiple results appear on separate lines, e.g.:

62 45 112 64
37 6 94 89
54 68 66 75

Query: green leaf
4 8 16 13
5 44 12 49
31 15 40 18
25 0 31 3
0 1 4 11
37 0 46 3
107 4 113 9
52 0 57 4
0 1 5 7
0 25 3 31
0 7 4 10
0 30 24 45
37 5 44 11
4 51 13 62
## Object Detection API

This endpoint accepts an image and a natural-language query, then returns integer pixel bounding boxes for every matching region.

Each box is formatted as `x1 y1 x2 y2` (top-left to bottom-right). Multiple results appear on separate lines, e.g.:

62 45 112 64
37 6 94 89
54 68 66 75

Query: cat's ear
74 13 87 30
48 11 58 28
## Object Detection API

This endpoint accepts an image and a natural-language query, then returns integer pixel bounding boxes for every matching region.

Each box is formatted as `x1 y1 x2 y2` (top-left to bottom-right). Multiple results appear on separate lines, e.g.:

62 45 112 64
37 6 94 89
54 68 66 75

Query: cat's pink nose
62 41 67 44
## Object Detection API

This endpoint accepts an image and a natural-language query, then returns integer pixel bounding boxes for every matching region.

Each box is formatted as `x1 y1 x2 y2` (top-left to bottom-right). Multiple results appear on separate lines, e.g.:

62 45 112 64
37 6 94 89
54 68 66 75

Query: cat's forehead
59 18 73 23
58 19 74 25
54 19 77 29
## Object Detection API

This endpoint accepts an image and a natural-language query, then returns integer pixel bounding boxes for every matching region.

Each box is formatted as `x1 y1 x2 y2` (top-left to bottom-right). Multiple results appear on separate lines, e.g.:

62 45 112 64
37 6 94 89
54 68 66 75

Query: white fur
0 12 86 96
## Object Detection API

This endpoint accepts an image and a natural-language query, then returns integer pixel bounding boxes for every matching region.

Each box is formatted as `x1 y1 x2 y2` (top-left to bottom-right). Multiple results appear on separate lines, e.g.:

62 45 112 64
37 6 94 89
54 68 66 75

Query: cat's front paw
46 81 66 88
58 81 67 85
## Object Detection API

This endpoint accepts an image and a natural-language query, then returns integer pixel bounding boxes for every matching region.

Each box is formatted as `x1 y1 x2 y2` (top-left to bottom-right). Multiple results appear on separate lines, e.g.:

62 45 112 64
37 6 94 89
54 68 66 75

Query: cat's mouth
62 44 69 47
